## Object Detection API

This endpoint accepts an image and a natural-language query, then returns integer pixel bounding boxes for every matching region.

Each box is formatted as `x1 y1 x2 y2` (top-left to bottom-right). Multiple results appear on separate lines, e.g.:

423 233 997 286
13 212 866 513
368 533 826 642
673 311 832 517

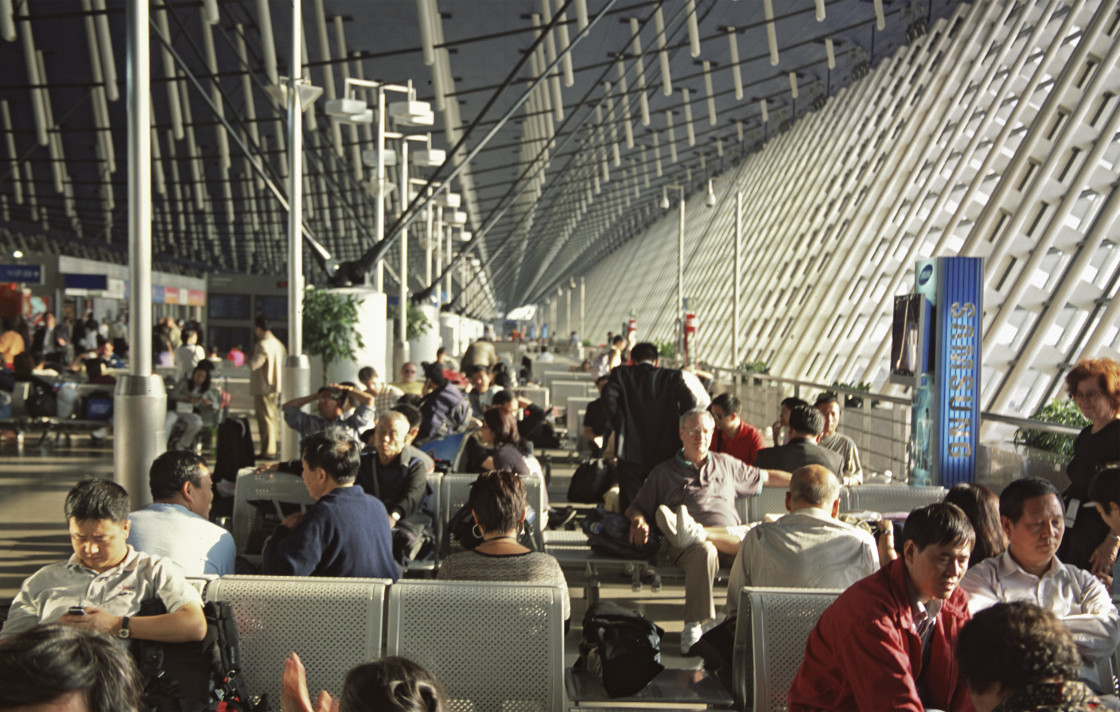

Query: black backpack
214 417 255 483
567 458 613 504
132 599 266 712
25 382 57 418
574 600 665 697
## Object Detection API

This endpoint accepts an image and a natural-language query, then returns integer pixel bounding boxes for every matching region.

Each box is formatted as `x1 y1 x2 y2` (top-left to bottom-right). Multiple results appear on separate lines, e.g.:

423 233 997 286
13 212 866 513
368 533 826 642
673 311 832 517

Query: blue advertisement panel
933 257 983 487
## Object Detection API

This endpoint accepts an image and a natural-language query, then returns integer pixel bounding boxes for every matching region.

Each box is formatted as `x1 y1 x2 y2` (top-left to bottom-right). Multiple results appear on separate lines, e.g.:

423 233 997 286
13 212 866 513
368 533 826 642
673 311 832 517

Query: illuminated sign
932 257 982 486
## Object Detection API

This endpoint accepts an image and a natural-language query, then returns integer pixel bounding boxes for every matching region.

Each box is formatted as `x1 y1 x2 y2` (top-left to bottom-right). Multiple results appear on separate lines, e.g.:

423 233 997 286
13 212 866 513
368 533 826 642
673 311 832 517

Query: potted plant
302 287 365 383
1013 397 1088 464
739 360 769 385
389 303 434 341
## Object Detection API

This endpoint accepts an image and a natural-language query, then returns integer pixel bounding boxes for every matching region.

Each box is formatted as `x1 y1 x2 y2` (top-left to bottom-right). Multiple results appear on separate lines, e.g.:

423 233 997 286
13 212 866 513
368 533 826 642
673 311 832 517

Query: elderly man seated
625 408 791 654
723 465 882 621
961 477 1120 694
357 411 435 526
281 382 375 441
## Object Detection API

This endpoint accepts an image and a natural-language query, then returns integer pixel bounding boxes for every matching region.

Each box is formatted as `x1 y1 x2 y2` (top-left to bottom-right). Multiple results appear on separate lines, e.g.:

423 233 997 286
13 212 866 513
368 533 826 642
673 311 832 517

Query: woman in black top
463 408 530 475
1058 358 1120 573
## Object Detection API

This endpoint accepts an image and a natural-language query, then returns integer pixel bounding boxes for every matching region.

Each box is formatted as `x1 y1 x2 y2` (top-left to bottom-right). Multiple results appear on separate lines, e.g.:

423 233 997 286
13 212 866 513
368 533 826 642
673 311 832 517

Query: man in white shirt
724 465 881 620
0 478 206 643
961 476 1120 693
129 450 235 576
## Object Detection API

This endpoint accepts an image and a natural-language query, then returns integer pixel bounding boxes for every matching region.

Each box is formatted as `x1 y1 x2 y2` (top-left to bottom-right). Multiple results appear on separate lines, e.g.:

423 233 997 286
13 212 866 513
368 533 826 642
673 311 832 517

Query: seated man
281 382 375 441
358 365 403 418
129 450 235 576
961 477 1120 693
393 361 424 395
770 396 807 446
788 502 974 712
724 465 880 621
626 408 791 654
391 402 424 445
417 362 470 441
753 404 843 475
709 393 765 466
0 477 207 643
814 396 863 485
957 601 1102 712
0 624 144 711
262 427 399 580
466 364 504 421
357 411 435 525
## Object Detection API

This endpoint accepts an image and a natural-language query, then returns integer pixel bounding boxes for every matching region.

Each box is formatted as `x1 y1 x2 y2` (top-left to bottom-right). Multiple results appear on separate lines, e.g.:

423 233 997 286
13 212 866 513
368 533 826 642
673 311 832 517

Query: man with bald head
357 411 435 526
724 465 881 621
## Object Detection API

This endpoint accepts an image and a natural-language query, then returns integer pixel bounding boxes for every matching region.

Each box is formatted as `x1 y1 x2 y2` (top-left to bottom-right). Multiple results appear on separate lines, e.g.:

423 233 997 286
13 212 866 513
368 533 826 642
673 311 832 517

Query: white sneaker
656 505 679 545
676 505 707 548
680 620 704 655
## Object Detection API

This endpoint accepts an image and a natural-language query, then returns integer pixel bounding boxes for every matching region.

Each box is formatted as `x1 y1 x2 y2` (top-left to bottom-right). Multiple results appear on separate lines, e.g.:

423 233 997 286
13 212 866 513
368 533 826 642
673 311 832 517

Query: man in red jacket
788 502 976 712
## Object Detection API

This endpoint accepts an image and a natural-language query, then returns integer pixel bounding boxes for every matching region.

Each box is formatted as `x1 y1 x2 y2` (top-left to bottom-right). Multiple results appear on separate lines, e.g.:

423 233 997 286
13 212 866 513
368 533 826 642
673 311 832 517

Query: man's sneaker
680 620 705 655
676 505 707 549
656 505 679 546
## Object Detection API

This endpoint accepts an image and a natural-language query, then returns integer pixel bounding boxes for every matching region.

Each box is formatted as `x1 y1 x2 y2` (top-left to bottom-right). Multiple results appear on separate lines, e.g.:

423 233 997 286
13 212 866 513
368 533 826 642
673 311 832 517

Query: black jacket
601 362 706 467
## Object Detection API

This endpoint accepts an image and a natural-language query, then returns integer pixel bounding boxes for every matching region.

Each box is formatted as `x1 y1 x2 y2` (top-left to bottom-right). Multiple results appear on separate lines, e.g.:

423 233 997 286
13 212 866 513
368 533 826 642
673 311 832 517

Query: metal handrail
698 364 1082 437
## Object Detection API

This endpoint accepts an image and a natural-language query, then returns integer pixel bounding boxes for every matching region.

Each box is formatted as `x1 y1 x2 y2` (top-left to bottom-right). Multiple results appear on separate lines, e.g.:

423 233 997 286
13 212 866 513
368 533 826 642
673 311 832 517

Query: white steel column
281 0 311 461
116 0 166 509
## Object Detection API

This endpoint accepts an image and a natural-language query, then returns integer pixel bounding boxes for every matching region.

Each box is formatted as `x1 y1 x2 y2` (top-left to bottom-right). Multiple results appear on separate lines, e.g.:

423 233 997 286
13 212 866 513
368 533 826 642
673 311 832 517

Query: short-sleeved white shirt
0 546 203 639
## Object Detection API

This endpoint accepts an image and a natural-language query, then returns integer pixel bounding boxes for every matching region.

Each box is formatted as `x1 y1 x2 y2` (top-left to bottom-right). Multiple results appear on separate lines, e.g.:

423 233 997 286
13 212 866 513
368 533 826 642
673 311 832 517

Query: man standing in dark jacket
262 428 398 580
602 341 710 508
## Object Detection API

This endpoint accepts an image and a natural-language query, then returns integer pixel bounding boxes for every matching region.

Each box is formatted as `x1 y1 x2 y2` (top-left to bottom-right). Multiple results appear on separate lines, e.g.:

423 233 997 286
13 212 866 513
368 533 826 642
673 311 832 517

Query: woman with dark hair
944 483 1006 568
437 470 569 623
957 601 1099 712
1060 358 1120 573
282 653 446 712
462 408 530 474
165 364 221 450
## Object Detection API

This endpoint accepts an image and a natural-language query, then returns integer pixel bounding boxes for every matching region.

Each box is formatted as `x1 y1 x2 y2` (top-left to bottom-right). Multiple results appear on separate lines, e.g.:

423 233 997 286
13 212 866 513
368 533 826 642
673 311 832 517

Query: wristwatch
117 616 131 639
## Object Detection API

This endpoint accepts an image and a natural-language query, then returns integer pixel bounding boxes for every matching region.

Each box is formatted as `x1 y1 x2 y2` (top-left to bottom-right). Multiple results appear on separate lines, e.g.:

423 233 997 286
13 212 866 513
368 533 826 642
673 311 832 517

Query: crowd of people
2 324 1120 712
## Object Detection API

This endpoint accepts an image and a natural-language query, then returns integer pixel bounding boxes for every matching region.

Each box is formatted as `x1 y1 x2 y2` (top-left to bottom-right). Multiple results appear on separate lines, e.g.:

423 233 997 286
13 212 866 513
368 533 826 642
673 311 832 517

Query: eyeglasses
1074 390 1104 401
683 427 712 437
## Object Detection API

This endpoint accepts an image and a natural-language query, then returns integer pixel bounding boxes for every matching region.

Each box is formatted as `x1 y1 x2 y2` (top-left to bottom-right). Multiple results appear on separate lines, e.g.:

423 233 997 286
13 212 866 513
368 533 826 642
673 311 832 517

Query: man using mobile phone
0 478 206 643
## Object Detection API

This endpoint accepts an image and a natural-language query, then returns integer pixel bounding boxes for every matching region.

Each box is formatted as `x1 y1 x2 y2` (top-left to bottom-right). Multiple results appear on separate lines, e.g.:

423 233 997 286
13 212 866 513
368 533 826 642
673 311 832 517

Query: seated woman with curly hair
437 469 569 625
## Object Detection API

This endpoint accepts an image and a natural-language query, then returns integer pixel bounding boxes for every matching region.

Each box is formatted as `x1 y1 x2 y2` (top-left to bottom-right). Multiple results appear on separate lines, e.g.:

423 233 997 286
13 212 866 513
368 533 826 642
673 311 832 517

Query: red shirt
788 558 974 712
713 420 765 466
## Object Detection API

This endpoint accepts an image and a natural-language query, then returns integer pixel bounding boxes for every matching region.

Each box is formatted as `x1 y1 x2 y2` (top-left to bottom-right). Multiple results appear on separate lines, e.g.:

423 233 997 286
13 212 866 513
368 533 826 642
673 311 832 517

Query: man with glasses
625 408 790 654
394 361 424 395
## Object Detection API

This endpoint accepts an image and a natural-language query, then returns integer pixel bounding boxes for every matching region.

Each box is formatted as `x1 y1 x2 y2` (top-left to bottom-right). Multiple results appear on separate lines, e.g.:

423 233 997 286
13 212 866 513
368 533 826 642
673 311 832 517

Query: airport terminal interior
1 0 1120 708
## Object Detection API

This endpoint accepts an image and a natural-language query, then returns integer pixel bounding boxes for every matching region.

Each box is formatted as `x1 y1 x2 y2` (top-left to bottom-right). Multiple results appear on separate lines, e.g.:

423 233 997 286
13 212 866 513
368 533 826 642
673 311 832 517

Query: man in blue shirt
262 427 398 580
281 382 375 441
129 450 235 576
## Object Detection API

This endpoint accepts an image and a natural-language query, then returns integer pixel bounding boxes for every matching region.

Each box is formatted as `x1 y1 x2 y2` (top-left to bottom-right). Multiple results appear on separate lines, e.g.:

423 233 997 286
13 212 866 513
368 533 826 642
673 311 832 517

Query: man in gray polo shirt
626 408 791 654
0 478 206 643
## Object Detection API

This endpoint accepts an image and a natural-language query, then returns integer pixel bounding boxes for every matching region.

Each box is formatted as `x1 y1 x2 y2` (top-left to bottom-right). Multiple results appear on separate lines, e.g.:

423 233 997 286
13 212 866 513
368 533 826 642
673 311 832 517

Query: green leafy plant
822 381 871 409
739 360 769 374
389 303 433 341
582 339 594 347
1013 397 1089 464
302 287 365 376
653 339 677 359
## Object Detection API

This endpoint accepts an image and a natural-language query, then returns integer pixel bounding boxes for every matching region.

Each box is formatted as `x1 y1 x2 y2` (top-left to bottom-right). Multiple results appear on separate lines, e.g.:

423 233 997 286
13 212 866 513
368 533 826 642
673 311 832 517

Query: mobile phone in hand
67 606 86 616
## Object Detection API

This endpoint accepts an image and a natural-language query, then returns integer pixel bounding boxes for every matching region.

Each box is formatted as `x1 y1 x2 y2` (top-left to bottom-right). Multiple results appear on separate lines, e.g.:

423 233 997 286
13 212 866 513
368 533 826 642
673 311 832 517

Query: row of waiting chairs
188 571 837 712
230 469 549 563
188 575 566 712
